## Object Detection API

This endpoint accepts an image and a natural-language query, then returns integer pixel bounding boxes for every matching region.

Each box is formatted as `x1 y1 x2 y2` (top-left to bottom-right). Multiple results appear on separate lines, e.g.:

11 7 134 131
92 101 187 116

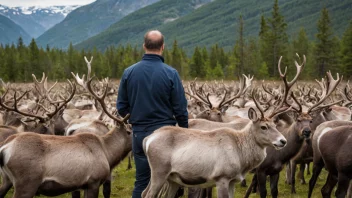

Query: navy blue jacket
117 54 188 131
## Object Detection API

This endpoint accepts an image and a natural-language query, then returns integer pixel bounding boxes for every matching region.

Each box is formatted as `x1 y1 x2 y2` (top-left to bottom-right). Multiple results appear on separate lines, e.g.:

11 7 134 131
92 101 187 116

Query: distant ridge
36 0 160 49
0 14 31 45
75 0 352 51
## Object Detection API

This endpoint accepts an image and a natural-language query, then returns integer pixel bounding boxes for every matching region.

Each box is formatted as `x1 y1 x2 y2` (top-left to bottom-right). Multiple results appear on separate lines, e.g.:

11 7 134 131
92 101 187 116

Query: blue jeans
132 130 153 198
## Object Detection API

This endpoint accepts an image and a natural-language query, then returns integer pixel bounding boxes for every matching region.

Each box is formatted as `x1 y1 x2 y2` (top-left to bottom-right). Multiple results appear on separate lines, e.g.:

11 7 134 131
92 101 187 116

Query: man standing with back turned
117 30 188 198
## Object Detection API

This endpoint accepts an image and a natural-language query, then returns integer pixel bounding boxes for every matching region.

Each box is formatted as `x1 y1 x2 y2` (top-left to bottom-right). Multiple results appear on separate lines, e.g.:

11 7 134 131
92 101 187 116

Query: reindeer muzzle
303 129 311 138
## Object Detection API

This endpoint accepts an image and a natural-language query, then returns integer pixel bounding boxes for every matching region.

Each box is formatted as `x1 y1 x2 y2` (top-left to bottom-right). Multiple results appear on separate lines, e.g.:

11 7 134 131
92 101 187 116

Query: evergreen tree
28 38 40 82
315 7 335 77
190 46 205 78
171 40 183 76
209 44 219 69
266 0 288 77
340 21 352 78
292 28 313 79
235 15 245 75
259 14 270 77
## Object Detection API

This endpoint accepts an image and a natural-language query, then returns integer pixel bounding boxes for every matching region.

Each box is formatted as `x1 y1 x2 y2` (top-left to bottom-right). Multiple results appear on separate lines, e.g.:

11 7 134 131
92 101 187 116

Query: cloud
0 0 96 7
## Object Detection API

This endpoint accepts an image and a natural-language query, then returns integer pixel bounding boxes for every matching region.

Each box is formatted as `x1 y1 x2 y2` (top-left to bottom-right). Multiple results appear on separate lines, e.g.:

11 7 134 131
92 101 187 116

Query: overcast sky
0 0 96 7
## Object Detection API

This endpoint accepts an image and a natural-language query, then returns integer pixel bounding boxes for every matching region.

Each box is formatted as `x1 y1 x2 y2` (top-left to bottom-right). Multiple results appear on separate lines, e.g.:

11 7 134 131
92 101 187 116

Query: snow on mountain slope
0 4 80 38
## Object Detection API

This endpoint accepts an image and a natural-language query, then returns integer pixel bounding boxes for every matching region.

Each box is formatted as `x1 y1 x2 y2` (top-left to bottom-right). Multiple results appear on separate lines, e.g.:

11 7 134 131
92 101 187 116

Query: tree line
0 0 351 82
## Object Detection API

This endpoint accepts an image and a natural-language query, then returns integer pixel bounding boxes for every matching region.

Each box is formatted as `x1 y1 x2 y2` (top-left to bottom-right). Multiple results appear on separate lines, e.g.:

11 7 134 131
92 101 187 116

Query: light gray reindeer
141 89 288 198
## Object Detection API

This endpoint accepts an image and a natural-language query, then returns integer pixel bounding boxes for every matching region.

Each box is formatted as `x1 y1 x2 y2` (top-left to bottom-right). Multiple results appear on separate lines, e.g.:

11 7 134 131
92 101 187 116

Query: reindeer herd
0 54 351 198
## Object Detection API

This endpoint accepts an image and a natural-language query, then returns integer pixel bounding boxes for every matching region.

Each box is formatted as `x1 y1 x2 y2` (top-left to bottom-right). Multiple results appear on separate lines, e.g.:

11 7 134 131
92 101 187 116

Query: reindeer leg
127 152 133 170
285 162 291 184
291 160 297 194
216 179 230 198
228 180 236 198
103 174 112 198
206 187 212 198
335 173 350 198
299 162 306 184
257 171 267 198
240 179 247 187
84 184 100 198
244 174 256 198
0 172 12 198
308 164 323 198
165 181 180 198
72 191 81 198
270 174 280 198
321 173 337 198
13 181 40 198
306 162 311 175
347 182 352 198
143 171 168 198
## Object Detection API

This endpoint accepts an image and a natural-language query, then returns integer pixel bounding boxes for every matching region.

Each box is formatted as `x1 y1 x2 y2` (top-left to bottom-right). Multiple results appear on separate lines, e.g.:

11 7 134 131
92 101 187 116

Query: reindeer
308 120 352 198
66 56 120 198
141 87 288 198
0 74 132 198
186 75 253 122
285 72 344 194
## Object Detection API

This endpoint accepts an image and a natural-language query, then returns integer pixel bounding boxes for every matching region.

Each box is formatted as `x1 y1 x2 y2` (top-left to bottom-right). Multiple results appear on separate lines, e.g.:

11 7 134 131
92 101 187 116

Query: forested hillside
1 0 352 83
36 0 160 49
0 15 31 45
76 0 352 51
74 0 213 51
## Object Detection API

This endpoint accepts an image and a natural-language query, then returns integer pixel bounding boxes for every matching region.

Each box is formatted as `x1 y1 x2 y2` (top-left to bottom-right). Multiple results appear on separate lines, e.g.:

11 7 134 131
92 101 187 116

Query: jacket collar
142 54 164 63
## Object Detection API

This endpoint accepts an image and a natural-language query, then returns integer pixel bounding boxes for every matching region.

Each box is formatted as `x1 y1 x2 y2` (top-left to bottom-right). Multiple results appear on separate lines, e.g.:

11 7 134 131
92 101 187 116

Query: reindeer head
249 90 288 150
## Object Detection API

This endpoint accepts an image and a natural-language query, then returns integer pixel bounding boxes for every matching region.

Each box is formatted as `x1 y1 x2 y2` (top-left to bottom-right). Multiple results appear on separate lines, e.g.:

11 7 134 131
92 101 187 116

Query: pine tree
340 21 352 78
190 46 205 78
28 38 40 82
235 15 245 75
315 7 335 77
266 0 288 77
259 15 270 77
171 40 183 76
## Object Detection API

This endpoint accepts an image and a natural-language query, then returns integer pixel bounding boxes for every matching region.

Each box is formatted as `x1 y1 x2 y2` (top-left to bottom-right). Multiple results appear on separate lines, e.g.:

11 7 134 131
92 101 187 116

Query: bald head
143 30 164 52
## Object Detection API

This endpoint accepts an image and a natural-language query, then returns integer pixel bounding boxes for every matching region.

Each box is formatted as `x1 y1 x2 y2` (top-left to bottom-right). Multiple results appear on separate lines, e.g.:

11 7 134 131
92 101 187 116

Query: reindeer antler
0 80 76 123
80 57 129 125
307 71 342 113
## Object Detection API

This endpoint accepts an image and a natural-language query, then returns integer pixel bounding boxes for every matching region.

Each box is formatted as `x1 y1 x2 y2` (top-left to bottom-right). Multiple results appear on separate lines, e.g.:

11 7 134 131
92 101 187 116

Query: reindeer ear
248 107 258 122
221 105 229 114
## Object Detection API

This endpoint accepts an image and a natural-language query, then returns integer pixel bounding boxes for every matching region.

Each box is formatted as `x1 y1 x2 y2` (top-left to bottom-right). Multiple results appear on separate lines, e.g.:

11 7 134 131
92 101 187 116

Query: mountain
0 4 80 38
74 0 213 51
75 0 352 52
36 0 160 49
0 14 31 45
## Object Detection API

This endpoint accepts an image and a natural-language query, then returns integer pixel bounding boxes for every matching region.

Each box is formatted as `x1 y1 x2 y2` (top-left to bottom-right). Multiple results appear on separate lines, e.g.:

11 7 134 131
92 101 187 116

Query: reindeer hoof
241 180 247 187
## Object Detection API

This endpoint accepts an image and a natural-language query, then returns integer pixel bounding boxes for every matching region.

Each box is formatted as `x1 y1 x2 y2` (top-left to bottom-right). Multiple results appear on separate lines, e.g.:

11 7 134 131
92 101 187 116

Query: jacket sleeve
170 70 188 128
117 71 130 118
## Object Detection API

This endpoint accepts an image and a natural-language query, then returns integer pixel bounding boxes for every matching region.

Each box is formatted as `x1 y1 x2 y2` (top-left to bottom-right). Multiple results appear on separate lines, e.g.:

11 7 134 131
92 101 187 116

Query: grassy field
3 157 330 198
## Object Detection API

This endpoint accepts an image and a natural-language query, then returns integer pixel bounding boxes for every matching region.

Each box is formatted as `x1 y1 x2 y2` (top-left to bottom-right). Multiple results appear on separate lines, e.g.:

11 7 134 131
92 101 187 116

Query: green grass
3 158 330 197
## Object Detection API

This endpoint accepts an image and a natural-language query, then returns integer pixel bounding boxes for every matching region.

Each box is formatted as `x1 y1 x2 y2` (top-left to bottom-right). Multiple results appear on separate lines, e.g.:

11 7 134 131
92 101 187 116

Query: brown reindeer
0 75 132 198
308 120 352 198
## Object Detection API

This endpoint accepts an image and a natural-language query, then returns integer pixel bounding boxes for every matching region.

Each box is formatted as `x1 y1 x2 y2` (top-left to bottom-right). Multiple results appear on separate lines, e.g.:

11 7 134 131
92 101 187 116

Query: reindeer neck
279 122 305 162
235 123 268 171
102 127 131 168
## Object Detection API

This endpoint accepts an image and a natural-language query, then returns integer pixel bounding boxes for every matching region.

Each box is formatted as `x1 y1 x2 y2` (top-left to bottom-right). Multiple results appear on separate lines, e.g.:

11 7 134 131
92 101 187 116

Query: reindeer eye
261 126 267 130
310 120 313 123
